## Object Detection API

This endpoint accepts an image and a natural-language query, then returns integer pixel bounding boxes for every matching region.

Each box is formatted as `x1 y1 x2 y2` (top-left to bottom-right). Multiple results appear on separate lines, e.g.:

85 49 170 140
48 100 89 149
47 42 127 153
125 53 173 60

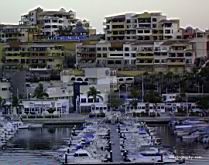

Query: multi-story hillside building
191 29 208 61
76 42 97 68
2 41 65 70
0 24 39 42
19 7 95 37
104 12 182 41
76 40 195 73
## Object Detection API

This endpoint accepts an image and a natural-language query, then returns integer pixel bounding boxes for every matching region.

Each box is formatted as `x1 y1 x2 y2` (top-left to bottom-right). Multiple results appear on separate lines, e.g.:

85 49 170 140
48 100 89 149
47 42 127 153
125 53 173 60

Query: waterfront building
2 41 65 70
78 93 108 113
0 79 11 100
46 83 73 100
162 93 178 102
135 102 165 114
21 99 70 116
61 67 117 113
25 81 73 100
61 67 118 92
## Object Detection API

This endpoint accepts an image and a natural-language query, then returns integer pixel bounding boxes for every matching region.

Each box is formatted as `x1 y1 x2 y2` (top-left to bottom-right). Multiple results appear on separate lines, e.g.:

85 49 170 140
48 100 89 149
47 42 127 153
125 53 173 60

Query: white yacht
60 149 102 164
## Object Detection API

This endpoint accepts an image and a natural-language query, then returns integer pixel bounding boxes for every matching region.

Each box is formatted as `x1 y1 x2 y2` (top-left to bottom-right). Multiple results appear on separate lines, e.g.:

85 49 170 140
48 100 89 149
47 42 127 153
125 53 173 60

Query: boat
12 121 30 129
28 123 43 128
59 149 102 164
128 151 176 164
181 134 199 142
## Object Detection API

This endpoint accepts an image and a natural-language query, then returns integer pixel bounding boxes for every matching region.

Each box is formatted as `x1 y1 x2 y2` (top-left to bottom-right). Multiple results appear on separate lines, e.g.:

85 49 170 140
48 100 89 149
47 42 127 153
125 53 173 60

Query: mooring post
64 153 68 164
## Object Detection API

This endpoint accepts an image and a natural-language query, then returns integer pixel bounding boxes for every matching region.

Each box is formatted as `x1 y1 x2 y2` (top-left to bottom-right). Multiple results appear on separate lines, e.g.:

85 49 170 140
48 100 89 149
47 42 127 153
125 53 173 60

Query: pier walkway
18 113 209 125
110 124 123 162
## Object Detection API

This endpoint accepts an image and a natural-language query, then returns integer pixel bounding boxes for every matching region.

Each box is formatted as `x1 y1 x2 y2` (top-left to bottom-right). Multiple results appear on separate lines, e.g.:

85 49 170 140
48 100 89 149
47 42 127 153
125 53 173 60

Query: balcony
136 59 153 65
80 55 96 60
111 22 125 26
167 60 185 66
137 52 154 58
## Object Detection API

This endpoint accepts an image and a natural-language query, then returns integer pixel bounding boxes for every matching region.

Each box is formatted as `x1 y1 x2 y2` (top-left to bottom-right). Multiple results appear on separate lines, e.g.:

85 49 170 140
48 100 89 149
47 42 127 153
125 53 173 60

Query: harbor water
0 124 209 165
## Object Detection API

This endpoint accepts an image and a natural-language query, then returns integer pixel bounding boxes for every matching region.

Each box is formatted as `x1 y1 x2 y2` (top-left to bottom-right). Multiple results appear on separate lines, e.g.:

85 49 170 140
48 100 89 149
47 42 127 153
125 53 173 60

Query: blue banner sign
52 35 88 41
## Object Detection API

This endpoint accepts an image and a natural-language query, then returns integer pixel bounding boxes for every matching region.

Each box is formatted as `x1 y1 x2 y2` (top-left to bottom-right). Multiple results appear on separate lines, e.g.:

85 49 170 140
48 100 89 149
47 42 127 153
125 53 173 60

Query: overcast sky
0 0 209 33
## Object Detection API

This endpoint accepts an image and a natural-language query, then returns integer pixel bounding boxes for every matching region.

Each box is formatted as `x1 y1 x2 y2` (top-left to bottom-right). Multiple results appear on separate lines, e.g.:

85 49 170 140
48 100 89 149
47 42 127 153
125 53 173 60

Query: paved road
110 124 123 162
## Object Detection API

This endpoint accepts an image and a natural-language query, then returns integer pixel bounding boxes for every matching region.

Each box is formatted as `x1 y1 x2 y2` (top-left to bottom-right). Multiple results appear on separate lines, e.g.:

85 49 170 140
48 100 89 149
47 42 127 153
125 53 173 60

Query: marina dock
110 124 123 162
22 115 209 125
63 162 164 165
22 114 86 125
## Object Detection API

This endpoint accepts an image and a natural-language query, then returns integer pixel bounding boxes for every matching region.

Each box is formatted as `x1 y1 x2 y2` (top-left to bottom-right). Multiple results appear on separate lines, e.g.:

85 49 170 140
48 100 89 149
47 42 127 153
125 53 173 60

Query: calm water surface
0 126 72 165
153 124 209 165
0 125 209 165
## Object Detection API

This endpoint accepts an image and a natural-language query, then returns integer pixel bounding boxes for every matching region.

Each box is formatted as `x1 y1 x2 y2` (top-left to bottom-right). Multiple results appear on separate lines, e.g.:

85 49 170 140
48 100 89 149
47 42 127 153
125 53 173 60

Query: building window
161 59 166 63
115 60 121 64
186 59 192 64
152 24 157 28
97 53 101 57
125 47 129 51
132 53 136 57
103 53 107 57
107 60 114 64
126 19 131 23
138 30 143 33
165 30 171 34
125 53 129 57
81 98 86 103
152 18 157 22
24 108 29 114
155 60 160 63
1 88 8 91
97 47 101 51
103 47 107 51
185 52 192 57
88 98 94 103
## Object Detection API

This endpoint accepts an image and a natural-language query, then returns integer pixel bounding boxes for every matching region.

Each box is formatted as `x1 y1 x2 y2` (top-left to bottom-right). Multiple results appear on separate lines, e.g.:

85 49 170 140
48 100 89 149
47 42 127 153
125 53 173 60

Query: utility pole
186 94 189 117
141 75 144 102
16 88 19 100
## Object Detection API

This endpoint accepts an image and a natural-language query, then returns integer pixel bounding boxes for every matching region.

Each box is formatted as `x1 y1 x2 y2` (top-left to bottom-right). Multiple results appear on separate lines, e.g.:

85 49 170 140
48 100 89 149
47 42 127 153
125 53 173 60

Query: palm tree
108 92 123 109
87 86 101 102
12 96 21 115
144 90 162 103
0 96 2 107
197 96 209 113
130 85 140 109
0 96 3 113
33 83 49 99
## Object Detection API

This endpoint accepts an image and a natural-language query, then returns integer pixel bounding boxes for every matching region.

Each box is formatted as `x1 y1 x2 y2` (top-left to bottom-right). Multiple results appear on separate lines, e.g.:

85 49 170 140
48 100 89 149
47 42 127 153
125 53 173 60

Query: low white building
78 93 108 113
0 80 11 100
136 102 147 113
46 84 73 100
21 99 70 116
60 68 118 92
162 93 178 102
136 102 166 114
